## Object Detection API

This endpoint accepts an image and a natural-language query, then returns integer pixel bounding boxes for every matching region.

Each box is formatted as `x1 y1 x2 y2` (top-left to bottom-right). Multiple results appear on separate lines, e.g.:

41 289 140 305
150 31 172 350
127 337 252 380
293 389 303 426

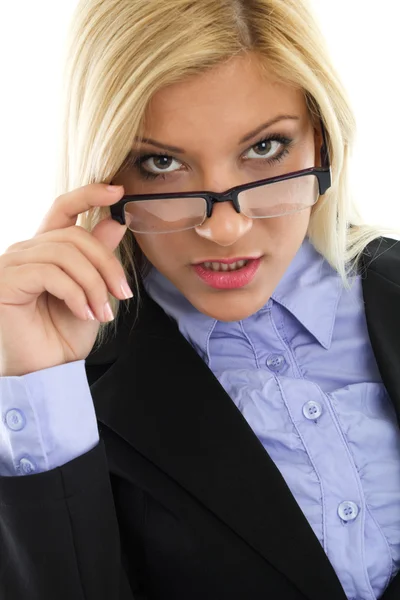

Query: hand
0 183 132 376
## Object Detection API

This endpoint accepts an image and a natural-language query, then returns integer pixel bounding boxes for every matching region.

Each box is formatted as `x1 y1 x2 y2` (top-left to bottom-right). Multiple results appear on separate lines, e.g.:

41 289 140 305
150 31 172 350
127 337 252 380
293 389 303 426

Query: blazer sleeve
0 437 143 600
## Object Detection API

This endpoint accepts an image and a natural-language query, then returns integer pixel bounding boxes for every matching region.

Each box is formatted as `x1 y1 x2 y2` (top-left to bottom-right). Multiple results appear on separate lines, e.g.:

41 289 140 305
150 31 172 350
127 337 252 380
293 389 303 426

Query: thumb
90 215 130 252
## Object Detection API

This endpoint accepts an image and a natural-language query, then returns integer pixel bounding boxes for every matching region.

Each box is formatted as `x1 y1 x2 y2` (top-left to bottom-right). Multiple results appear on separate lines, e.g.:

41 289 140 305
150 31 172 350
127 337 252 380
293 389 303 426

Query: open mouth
200 260 249 272
192 257 262 290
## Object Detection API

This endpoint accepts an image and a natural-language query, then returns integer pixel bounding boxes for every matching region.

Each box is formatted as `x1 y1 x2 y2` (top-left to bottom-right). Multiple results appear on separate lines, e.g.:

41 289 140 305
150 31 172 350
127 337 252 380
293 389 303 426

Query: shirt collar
269 237 344 349
143 236 344 356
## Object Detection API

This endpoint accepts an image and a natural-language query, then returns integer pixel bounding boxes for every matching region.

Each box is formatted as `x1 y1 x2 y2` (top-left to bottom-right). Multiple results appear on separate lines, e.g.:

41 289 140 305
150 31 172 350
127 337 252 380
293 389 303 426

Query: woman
0 0 399 599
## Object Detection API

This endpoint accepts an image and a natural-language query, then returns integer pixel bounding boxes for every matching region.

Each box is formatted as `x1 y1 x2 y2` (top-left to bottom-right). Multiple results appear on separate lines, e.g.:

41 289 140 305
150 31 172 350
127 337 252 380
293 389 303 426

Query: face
115 54 322 321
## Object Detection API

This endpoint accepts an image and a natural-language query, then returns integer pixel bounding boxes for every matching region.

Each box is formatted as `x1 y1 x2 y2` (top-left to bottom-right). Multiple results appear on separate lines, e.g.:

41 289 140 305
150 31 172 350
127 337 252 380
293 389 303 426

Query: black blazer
1 236 400 600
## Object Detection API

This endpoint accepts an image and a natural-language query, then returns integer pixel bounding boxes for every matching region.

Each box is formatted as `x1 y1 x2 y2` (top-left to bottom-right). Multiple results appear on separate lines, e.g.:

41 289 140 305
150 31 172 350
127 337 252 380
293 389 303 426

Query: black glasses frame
110 119 331 226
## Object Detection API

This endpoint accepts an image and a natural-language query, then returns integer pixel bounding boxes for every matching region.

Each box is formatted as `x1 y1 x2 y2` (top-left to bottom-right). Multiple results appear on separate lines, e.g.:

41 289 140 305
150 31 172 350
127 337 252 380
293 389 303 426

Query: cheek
134 232 187 271
257 207 312 254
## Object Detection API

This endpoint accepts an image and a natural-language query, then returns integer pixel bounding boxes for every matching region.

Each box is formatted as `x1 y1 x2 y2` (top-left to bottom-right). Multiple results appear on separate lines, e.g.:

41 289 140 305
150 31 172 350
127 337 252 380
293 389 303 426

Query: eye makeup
124 132 294 181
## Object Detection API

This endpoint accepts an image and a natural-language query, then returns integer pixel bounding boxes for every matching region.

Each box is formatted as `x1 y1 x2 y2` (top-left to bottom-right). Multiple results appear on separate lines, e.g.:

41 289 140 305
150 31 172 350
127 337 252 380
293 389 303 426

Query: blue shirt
1 236 400 600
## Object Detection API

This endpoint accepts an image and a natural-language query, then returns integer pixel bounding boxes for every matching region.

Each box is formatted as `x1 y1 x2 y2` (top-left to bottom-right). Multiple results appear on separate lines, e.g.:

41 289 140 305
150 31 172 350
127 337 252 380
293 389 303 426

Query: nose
194 200 253 246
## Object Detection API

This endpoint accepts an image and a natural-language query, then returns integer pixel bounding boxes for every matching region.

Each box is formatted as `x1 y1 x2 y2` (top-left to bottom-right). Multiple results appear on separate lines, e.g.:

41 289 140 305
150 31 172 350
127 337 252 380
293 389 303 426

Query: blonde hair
56 0 400 350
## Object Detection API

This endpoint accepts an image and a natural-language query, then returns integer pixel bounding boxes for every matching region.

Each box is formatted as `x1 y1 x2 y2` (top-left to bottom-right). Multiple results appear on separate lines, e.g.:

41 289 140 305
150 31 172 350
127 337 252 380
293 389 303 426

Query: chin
191 289 269 322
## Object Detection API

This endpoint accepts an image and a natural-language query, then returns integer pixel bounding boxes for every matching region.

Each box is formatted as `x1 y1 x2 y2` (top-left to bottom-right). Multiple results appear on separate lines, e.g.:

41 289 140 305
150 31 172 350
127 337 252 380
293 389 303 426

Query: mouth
192 256 262 272
192 256 263 289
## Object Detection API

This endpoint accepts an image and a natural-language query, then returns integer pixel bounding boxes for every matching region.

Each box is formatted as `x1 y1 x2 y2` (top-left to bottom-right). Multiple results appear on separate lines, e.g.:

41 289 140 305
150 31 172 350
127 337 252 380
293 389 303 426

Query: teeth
202 260 248 272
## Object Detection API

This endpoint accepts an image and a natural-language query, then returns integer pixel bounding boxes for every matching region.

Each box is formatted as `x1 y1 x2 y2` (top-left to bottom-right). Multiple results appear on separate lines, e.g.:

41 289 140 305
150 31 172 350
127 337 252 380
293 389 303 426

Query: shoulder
362 236 400 284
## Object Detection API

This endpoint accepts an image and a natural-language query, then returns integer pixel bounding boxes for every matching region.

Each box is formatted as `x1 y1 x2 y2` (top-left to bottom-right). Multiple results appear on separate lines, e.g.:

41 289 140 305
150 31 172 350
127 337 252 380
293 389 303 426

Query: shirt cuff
0 360 99 476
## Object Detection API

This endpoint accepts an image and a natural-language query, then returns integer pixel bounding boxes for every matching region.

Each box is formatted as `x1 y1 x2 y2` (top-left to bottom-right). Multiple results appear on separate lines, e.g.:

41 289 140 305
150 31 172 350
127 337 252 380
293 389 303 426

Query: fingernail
104 301 114 321
120 279 134 299
85 305 96 321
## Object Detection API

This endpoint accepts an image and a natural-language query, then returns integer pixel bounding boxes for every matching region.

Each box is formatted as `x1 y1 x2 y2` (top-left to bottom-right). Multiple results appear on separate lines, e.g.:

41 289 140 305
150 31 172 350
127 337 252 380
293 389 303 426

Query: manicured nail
104 301 114 321
85 305 96 321
120 279 134 299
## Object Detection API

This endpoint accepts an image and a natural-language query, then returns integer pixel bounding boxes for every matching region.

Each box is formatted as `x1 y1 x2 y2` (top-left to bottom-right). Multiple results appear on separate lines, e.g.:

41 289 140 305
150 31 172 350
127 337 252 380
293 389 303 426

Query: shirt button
4 408 26 431
266 354 286 372
338 501 359 522
302 401 323 420
18 458 36 475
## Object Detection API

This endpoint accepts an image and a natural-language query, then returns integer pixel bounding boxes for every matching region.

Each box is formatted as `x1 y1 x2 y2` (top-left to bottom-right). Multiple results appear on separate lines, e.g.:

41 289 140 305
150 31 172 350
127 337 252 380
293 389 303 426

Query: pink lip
193 257 262 290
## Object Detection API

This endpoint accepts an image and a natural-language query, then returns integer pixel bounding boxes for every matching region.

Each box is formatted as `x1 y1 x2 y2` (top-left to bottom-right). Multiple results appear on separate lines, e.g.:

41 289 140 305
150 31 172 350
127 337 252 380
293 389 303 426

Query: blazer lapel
88 293 347 600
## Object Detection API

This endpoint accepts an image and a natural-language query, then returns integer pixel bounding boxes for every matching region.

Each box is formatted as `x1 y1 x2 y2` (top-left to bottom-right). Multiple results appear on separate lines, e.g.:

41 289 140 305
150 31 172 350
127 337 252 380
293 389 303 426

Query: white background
0 1 399 252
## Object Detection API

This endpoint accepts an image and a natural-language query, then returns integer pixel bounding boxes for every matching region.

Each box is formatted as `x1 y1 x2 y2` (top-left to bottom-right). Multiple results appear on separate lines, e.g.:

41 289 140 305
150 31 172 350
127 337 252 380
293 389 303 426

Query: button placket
281 378 368 596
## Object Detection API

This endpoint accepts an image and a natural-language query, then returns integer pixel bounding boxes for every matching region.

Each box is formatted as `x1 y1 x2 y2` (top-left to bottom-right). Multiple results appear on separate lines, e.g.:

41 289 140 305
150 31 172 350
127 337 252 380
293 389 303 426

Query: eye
139 155 182 174
126 132 293 183
244 139 282 160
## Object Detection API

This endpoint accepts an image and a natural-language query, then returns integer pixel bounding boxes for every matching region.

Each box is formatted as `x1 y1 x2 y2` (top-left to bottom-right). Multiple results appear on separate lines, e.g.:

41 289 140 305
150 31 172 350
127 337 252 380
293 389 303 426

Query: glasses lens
124 197 207 233
238 175 319 218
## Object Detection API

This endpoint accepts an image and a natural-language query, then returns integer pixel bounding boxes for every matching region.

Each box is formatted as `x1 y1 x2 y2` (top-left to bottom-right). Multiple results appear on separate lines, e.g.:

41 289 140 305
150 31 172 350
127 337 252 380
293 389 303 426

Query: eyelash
129 133 293 181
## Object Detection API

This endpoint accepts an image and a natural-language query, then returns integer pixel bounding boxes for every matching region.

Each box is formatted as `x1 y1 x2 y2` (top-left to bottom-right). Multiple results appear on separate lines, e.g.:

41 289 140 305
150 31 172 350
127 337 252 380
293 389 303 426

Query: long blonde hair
56 0 400 349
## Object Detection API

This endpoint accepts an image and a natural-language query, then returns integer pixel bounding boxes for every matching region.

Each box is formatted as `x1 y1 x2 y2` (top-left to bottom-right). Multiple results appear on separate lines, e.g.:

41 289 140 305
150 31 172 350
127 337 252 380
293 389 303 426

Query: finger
0 263 99 323
35 183 125 236
3 222 132 304
90 215 130 253
3 243 120 321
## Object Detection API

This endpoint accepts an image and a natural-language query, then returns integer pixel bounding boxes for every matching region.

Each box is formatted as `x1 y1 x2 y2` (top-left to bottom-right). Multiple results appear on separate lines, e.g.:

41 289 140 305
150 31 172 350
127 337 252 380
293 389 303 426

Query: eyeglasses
110 119 331 234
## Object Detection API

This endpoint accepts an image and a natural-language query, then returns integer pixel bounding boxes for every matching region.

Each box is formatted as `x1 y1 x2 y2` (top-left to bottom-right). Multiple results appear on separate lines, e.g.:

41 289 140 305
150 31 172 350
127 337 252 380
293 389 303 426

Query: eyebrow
133 114 300 154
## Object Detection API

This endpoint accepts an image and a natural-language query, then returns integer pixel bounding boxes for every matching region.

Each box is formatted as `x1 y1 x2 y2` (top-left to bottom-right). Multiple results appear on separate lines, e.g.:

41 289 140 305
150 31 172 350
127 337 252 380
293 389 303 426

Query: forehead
143 55 308 143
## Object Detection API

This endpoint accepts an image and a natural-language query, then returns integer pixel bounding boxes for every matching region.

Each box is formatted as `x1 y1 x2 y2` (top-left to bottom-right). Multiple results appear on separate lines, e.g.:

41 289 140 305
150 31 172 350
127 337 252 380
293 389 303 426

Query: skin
114 53 323 322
